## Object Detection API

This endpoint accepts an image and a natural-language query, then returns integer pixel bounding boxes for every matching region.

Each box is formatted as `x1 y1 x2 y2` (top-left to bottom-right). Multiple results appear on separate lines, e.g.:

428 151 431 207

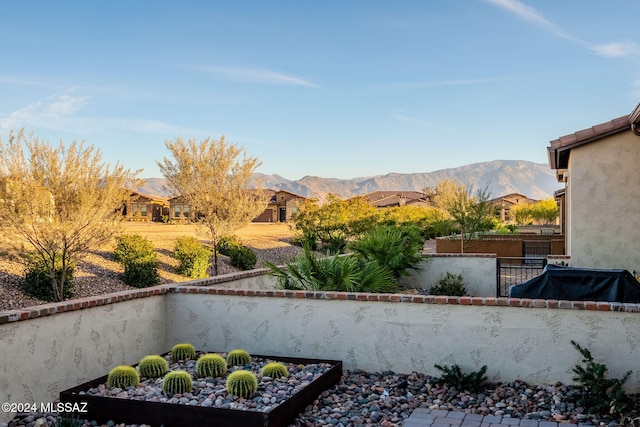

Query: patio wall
401 254 496 297
166 288 640 394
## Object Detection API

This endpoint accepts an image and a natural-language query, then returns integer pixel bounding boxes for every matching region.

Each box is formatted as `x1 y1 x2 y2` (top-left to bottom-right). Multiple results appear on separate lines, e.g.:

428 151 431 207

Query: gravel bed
5 370 636 427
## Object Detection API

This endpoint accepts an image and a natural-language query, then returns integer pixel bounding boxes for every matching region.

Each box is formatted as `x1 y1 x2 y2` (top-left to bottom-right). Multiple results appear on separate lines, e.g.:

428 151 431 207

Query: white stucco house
548 103 640 272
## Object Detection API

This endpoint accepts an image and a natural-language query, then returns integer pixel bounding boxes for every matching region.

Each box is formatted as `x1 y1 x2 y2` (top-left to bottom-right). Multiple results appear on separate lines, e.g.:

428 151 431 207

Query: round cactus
195 353 227 378
138 355 169 378
225 370 258 398
261 362 289 379
170 343 196 361
226 349 251 366
107 365 140 389
162 370 193 395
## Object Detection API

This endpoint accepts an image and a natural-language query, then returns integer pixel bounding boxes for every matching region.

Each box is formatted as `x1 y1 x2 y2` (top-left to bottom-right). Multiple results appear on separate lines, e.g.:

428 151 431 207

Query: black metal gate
497 257 547 297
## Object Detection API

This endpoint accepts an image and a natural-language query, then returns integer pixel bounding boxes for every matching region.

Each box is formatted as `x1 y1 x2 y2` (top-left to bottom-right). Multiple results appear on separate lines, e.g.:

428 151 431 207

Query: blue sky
1 1 639 180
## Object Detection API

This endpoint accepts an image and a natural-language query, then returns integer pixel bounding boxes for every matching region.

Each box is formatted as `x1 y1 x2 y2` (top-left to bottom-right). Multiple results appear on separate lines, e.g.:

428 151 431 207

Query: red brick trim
3 280 640 325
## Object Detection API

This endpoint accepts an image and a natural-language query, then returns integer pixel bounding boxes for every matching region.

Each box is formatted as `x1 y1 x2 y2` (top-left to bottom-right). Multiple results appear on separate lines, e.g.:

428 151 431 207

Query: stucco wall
400 255 497 297
166 291 640 391
0 294 167 421
569 130 640 271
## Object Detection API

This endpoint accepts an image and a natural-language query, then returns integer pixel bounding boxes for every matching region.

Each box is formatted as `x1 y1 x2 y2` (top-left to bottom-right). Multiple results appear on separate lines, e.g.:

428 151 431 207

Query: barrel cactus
138 355 169 378
107 365 140 389
170 343 196 361
226 349 251 366
261 362 289 379
195 353 227 378
162 370 193 395
225 370 258 398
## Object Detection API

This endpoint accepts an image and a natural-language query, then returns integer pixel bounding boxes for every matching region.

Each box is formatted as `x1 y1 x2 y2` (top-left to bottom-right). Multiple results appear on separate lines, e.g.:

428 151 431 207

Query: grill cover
509 264 640 303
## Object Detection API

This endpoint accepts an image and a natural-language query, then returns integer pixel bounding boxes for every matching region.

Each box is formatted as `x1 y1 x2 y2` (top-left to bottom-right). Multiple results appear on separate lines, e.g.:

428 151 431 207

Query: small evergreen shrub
217 235 241 256
107 365 140 389
138 355 169 378
571 340 631 415
174 236 211 279
55 415 82 427
429 272 467 296
226 349 251 366
22 255 75 301
162 370 193 395
290 233 317 250
228 245 257 270
434 363 487 393
171 343 196 361
226 370 258 398
261 362 289 379
113 234 159 288
195 353 227 378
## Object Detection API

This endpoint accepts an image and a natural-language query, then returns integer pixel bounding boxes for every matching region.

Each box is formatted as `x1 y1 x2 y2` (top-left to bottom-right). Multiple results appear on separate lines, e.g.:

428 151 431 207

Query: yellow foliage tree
0 130 136 301
157 136 269 275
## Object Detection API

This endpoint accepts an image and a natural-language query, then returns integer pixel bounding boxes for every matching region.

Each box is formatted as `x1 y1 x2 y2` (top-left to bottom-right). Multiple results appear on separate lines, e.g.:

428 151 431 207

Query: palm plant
265 245 398 293
348 225 424 278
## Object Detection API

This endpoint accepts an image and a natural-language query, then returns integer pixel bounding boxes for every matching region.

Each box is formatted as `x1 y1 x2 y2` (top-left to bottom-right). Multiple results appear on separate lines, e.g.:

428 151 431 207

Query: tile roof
360 191 430 208
547 109 639 172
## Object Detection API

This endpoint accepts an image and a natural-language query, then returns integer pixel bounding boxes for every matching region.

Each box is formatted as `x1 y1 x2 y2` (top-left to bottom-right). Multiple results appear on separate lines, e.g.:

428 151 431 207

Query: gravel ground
4 370 637 427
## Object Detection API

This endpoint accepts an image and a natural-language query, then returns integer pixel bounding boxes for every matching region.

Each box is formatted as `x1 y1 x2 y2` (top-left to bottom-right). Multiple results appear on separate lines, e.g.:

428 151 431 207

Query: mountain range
136 160 562 201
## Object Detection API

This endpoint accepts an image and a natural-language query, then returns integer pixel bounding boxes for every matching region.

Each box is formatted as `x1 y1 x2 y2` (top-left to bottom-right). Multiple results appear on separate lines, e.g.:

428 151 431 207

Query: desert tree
0 129 136 301
426 179 495 252
157 136 269 275
512 199 559 225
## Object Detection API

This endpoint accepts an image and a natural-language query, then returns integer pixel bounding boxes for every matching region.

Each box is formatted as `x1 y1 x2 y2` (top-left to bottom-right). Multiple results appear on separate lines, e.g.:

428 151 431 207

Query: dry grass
0 222 301 311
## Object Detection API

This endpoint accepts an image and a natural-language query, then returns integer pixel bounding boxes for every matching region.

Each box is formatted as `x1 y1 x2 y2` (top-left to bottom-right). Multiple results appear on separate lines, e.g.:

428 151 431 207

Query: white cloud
484 0 579 42
590 41 640 58
485 0 640 59
0 93 189 135
193 65 319 88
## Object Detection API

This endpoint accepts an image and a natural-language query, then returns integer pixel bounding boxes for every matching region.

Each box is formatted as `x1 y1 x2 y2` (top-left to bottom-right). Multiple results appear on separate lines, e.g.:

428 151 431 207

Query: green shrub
22 255 75 301
138 355 168 378
429 272 467 296
571 340 631 415
107 365 140 389
290 233 317 250
195 353 227 378
55 414 82 427
174 236 211 279
226 349 251 366
162 370 193 395
261 362 289 379
226 370 258 398
434 363 487 393
113 234 159 288
228 245 257 270
217 235 241 256
349 225 424 279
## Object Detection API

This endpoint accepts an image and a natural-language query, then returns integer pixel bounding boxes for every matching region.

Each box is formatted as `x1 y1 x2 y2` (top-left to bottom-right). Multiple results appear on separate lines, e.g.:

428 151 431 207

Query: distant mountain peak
134 160 562 201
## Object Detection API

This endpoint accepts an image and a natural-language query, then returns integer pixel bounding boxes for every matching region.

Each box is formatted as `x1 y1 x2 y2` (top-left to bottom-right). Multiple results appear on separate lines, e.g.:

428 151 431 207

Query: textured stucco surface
166 292 640 391
401 256 496 297
0 295 166 421
568 131 640 271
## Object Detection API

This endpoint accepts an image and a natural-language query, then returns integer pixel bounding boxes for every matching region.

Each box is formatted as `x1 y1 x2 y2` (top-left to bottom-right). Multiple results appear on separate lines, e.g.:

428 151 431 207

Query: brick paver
404 409 562 427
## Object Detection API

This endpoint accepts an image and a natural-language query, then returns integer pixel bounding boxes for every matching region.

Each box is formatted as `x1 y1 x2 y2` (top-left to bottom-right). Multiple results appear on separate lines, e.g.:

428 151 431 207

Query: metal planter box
60 354 342 427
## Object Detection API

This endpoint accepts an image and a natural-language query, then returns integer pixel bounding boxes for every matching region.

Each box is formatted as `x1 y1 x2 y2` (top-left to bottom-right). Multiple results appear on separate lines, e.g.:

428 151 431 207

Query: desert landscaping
0 222 302 312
